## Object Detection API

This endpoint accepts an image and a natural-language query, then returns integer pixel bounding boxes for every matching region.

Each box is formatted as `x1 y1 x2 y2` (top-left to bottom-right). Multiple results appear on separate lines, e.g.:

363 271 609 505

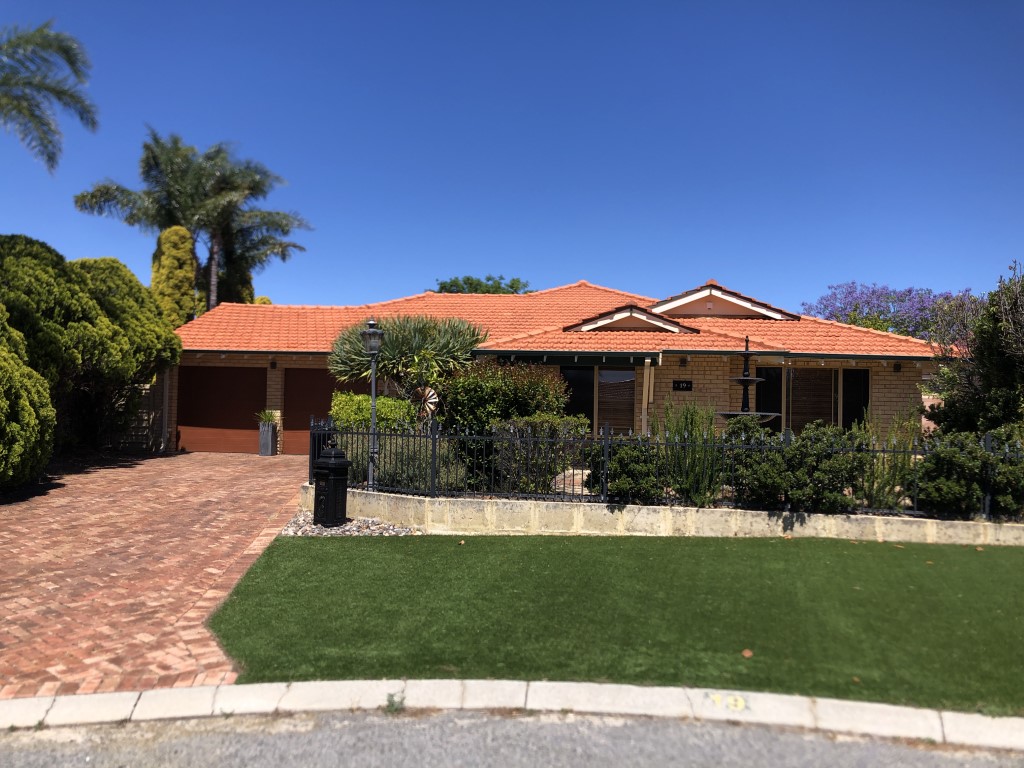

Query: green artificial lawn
209 536 1024 715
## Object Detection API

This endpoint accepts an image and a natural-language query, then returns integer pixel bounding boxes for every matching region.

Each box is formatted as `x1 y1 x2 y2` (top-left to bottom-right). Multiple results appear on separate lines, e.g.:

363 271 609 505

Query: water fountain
718 336 780 425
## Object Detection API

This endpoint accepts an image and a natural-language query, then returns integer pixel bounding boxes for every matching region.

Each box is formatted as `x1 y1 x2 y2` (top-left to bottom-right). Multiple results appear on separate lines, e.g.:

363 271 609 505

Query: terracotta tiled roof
175 280 935 359
176 281 654 353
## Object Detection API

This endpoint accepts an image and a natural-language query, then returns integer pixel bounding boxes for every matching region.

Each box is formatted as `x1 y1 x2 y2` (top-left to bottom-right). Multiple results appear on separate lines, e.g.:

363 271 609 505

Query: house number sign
672 380 693 392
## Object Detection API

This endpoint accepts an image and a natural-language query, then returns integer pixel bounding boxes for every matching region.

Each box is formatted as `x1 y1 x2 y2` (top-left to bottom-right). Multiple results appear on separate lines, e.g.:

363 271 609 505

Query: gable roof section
650 279 800 320
564 304 697 333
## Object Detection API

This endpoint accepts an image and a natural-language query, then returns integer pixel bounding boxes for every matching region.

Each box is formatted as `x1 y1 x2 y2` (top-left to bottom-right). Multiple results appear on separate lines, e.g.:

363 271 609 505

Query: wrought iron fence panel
307 420 1024 519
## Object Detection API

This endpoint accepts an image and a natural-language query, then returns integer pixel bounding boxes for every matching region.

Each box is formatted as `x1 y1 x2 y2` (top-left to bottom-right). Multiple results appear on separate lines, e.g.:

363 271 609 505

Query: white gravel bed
281 510 422 537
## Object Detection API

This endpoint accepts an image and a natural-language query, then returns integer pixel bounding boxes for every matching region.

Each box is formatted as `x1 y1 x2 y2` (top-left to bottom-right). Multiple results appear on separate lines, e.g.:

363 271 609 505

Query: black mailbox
312 447 352 527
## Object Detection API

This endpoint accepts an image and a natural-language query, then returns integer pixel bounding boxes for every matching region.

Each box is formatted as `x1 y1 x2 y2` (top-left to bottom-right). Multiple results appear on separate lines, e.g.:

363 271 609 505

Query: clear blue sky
3 1 1022 310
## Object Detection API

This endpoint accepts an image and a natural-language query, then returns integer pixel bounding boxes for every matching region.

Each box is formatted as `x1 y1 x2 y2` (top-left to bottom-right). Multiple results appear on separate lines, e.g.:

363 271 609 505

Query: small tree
928 264 1024 432
802 282 958 340
434 275 530 294
328 315 486 401
151 226 202 327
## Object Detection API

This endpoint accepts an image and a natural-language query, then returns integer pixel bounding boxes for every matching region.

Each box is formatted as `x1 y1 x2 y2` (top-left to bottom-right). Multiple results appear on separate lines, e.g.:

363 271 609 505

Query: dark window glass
561 366 594 428
755 367 783 432
842 369 870 429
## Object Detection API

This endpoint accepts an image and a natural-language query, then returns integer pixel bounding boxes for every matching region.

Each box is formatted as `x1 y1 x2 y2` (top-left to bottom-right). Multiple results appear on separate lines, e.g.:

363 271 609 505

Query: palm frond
0 21 97 170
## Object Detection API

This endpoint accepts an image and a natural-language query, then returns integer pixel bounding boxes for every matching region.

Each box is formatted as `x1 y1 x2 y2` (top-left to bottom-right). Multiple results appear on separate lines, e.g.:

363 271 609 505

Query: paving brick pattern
0 453 306 700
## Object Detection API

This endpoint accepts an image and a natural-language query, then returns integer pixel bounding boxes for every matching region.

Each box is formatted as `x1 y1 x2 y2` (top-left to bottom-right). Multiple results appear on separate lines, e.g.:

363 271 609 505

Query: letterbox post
312 447 352 527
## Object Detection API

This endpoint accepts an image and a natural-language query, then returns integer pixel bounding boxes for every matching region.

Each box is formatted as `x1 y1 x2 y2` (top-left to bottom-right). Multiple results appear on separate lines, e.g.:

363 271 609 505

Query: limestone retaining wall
297 485 1024 546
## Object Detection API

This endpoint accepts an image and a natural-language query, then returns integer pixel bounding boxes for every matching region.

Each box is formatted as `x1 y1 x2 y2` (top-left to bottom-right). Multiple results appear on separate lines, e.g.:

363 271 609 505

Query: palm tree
329 315 487 400
0 21 98 171
75 130 307 308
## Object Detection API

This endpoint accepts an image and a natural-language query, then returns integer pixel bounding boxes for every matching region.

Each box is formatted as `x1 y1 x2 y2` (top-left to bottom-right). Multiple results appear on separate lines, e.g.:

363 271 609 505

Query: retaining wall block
692 509 738 537
988 521 1024 546
578 505 622 535
449 499 492 533
733 509 783 537
536 503 576 534
670 508 699 536
930 519 987 546
621 506 666 536
875 516 933 544
491 499 533 533
299 483 315 513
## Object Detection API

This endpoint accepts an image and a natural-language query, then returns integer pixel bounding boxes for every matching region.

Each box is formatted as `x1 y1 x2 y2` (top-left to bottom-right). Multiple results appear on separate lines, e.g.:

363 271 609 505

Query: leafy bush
988 424 1024 520
439 360 572 435
786 421 867 514
585 437 664 505
336 426 467 493
722 417 790 511
916 429 1024 520
0 346 56 488
851 412 920 511
653 401 723 507
488 413 590 494
330 391 415 429
0 236 180 451
916 433 988 520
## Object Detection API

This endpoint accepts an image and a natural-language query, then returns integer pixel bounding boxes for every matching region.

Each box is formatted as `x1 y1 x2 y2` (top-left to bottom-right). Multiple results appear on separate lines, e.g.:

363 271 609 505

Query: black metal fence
308 417 1024 521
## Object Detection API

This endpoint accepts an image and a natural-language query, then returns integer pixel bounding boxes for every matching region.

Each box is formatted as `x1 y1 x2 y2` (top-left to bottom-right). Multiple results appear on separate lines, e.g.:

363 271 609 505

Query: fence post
601 424 611 502
308 415 315 484
981 431 992 521
430 419 439 498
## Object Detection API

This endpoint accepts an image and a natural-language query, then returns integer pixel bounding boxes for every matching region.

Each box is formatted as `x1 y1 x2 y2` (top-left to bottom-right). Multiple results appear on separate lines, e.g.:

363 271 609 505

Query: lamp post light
360 318 384 490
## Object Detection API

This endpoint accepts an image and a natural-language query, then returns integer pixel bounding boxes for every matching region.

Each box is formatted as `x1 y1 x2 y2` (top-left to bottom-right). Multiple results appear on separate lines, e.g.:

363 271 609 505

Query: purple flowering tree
801 282 958 340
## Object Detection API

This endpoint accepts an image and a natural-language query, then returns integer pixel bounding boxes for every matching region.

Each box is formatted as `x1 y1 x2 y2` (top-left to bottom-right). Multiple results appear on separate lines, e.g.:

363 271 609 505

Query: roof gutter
474 349 663 363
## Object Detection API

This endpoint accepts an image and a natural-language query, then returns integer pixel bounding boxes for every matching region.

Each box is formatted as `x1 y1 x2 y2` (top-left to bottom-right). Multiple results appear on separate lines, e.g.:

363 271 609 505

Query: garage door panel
282 369 366 454
177 366 267 452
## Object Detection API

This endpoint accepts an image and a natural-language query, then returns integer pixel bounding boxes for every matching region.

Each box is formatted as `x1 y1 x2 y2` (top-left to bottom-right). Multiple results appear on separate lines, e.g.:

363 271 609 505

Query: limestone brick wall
632 355 934 437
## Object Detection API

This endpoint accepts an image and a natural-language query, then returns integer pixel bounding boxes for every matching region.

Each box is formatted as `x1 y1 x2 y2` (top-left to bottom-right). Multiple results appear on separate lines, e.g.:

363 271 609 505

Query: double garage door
176 366 346 453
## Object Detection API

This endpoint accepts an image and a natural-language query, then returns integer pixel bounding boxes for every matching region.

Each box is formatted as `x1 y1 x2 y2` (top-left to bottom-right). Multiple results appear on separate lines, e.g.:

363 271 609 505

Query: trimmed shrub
151 226 202 327
329 391 415 430
989 424 1024 520
603 440 664 505
584 436 665 505
917 429 1024 520
439 360 572 435
722 417 790 511
0 346 56 488
916 433 988 520
786 421 868 514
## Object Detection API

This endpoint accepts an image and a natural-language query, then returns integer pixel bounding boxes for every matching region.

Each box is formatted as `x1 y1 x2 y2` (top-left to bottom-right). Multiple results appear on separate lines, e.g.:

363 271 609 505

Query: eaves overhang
181 349 331 356
473 348 663 365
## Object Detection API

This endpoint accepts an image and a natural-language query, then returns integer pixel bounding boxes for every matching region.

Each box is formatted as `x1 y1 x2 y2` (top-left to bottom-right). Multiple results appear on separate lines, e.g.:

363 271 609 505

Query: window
560 365 636 434
780 367 870 433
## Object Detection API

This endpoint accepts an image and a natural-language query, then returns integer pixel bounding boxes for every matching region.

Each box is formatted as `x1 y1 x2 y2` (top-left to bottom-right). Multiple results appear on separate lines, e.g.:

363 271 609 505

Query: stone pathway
0 452 306 700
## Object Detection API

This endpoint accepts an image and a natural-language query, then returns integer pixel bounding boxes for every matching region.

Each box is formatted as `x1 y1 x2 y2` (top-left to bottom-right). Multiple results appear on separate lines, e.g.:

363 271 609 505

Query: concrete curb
2 680 1022 752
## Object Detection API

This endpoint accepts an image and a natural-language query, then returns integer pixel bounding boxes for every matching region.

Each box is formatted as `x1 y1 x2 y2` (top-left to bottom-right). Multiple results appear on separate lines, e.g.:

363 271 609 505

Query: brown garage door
177 366 267 452
282 369 367 454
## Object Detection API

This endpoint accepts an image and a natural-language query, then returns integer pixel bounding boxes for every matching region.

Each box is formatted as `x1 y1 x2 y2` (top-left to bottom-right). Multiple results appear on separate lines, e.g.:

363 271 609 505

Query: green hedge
329 391 415 429
0 346 56 488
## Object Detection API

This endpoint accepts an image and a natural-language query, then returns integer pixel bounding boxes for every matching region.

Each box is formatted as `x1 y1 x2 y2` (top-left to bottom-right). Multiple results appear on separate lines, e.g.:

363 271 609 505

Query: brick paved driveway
0 452 307 699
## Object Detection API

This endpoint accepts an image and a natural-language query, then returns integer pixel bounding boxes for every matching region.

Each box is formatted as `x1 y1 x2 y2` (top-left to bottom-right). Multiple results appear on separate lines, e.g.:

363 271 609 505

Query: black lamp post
360 318 384 490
